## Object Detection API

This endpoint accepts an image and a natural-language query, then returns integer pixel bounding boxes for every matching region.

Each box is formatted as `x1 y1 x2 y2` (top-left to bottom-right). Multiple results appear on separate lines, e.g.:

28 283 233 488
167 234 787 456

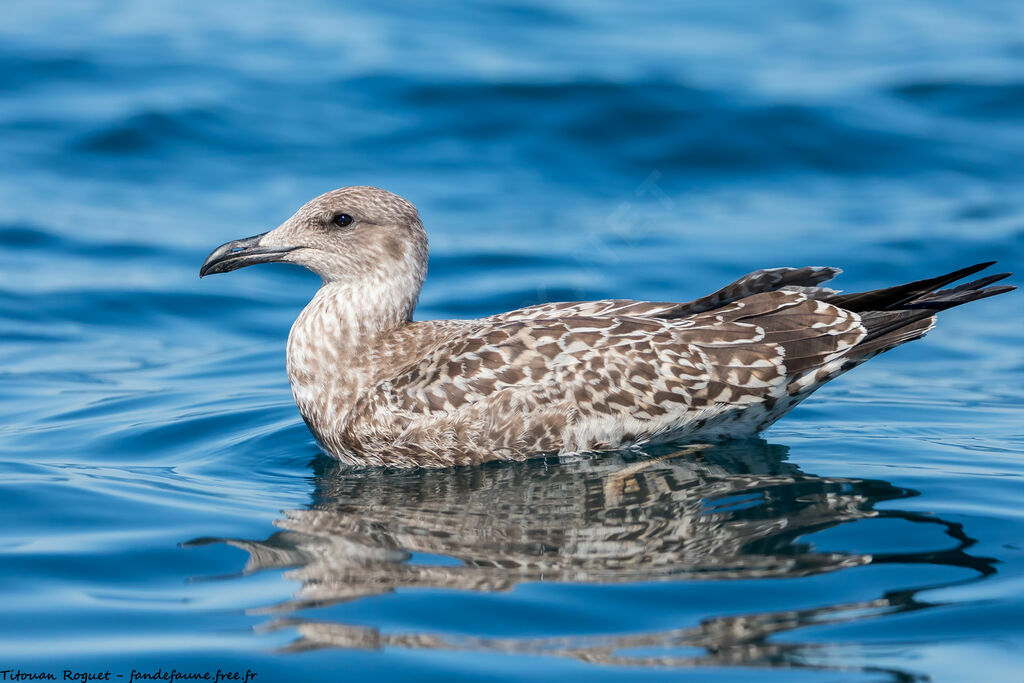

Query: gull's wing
342 289 864 465
336 262 1012 466
489 266 842 322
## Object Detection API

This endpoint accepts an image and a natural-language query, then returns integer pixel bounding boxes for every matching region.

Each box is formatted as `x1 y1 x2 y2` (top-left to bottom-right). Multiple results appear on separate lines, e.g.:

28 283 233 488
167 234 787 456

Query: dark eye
332 213 353 228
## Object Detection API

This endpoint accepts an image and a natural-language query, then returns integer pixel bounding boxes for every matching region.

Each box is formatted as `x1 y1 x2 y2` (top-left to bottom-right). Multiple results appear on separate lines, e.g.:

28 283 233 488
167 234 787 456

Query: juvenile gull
200 186 1014 468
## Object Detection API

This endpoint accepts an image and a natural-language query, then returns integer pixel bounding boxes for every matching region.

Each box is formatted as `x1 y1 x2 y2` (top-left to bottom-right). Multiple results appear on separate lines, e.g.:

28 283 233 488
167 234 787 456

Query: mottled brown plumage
200 186 1014 467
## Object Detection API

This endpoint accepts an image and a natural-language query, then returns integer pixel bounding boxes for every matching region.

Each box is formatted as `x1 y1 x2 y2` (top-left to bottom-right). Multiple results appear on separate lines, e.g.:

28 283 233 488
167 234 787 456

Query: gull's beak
199 232 299 278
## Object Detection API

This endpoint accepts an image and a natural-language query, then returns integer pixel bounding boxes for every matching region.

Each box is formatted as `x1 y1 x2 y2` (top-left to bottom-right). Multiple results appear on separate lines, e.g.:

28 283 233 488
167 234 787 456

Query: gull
200 186 1013 467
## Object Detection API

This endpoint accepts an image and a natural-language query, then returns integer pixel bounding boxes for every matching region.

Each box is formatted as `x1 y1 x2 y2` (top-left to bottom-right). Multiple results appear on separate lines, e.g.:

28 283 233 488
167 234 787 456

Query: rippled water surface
2 2 1023 681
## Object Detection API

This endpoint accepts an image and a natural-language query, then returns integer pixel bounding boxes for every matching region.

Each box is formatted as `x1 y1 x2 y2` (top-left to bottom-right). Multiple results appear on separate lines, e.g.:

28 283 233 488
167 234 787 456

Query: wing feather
490 266 842 323
343 289 872 460
321 262 1012 465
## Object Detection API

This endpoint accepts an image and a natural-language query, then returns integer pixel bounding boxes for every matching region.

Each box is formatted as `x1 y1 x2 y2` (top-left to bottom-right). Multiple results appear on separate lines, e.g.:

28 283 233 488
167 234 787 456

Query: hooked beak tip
199 232 298 278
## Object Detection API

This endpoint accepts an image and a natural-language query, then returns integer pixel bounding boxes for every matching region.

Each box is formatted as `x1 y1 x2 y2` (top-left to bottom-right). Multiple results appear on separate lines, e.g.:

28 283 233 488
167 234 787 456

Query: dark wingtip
905 283 1015 309
948 272 1012 292
966 260 998 273
825 261 1005 312
961 283 1017 304
951 261 997 280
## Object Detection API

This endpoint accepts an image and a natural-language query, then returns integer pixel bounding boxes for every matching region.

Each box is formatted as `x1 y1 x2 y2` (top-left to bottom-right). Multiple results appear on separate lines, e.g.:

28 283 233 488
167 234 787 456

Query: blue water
2 2 1023 681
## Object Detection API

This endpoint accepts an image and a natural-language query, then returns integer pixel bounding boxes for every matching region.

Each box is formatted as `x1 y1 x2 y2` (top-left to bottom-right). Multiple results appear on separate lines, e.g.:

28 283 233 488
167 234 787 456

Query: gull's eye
332 213 353 228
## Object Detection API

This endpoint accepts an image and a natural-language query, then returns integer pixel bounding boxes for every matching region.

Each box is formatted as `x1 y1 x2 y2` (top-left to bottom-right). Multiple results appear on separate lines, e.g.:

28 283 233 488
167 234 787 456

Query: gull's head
200 186 429 294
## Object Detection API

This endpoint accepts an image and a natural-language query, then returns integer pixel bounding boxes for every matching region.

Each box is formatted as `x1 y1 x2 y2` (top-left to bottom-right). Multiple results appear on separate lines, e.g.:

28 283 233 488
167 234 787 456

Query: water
1 1 1023 680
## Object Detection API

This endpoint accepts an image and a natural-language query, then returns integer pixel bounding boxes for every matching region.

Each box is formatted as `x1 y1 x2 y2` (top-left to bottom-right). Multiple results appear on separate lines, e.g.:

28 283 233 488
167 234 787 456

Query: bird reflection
188 440 994 677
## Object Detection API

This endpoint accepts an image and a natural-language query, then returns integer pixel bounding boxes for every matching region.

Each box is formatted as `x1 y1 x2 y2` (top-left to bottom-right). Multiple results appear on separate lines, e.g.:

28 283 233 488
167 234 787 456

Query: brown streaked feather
331 266 1011 466
491 266 842 324
335 291 876 464
668 265 842 316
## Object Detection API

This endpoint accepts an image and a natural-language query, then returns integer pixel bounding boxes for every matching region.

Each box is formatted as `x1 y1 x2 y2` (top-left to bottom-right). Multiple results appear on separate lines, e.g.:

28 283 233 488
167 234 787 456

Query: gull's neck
285 275 421 440
300 277 418 339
